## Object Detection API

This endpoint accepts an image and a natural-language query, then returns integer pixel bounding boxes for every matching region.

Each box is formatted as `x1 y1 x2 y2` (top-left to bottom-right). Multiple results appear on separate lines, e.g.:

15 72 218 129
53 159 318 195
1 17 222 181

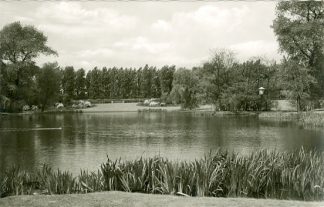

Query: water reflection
0 112 323 174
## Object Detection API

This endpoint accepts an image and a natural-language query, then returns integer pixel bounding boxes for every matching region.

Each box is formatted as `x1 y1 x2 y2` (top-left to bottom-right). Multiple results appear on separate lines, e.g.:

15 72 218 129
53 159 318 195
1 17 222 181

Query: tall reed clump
298 112 324 127
0 149 323 201
100 149 324 200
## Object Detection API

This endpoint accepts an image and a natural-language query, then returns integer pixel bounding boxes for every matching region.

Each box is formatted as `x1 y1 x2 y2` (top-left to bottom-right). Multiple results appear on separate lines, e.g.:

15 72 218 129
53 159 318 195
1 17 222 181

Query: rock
175 192 190 197
84 101 91 107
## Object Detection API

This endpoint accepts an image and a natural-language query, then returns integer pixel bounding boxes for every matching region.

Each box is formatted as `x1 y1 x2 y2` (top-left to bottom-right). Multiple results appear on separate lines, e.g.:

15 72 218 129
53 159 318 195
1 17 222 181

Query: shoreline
2 102 324 127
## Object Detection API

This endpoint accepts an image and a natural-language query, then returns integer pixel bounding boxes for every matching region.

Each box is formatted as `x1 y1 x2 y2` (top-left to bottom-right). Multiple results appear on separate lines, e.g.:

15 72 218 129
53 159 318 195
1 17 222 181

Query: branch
22 51 32 62
291 36 311 60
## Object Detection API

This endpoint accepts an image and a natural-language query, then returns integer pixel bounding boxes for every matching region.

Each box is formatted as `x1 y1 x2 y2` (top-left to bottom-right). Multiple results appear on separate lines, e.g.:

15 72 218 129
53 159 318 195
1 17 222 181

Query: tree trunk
296 95 301 112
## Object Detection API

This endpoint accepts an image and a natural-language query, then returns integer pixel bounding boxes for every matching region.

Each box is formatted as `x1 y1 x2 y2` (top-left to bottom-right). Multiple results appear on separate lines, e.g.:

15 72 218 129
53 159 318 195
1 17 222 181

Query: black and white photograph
0 0 324 206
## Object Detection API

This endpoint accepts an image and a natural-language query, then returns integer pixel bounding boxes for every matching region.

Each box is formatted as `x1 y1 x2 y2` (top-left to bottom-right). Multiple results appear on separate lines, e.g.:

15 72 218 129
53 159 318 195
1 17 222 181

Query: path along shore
0 191 323 207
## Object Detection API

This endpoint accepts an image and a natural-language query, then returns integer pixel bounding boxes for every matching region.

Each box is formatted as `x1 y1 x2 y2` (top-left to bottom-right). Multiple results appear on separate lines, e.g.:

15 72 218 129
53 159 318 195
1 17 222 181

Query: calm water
0 112 324 174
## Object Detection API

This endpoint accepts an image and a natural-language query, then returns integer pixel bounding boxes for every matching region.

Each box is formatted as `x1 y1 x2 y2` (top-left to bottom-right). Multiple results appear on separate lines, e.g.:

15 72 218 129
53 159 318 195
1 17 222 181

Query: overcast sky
0 1 282 70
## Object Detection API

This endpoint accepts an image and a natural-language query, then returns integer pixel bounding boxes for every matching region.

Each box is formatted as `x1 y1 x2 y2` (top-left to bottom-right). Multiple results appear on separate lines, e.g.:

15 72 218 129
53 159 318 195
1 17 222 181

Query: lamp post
258 87 265 111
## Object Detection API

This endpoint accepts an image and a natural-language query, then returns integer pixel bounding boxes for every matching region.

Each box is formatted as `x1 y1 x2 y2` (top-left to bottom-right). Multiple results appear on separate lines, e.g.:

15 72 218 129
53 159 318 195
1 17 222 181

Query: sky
0 1 282 70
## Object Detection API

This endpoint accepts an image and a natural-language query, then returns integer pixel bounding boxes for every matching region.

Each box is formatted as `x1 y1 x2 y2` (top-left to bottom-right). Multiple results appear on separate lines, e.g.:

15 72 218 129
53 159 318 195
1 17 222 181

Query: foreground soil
0 191 323 207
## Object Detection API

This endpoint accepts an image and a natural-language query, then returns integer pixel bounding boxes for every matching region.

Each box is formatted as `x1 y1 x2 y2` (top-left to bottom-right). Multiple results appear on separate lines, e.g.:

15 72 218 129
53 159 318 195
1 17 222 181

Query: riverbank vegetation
0 149 323 201
1 1 324 113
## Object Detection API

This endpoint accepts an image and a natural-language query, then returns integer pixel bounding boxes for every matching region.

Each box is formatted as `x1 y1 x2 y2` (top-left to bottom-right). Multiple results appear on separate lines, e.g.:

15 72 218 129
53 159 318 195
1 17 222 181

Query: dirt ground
1 191 323 207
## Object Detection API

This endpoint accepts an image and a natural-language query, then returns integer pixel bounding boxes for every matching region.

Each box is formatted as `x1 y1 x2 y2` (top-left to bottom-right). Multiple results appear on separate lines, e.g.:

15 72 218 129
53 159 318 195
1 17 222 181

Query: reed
298 112 324 127
0 149 323 201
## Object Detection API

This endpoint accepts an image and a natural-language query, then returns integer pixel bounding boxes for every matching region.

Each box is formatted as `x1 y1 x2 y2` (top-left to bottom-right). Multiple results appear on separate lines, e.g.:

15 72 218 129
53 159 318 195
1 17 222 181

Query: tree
159 65 175 103
87 67 101 99
36 63 61 111
0 22 57 111
0 22 57 64
75 68 86 99
199 49 236 109
151 68 161 98
62 66 75 104
280 59 316 111
170 68 199 109
140 65 153 98
272 1 324 97
219 59 277 111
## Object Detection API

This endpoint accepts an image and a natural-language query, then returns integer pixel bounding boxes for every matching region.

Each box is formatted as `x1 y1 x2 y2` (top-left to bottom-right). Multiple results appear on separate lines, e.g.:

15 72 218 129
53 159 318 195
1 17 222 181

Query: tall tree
200 49 236 108
220 59 277 111
159 65 175 102
37 62 61 111
280 59 316 111
140 65 153 98
62 66 75 104
170 68 199 109
272 0 324 97
160 65 175 94
0 22 57 111
88 67 101 99
75 68 86 99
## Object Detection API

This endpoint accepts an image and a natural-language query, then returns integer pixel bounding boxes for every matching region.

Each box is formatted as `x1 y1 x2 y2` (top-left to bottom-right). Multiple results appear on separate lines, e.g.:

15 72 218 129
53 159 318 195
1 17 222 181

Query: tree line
61 65 175 103
1 0 324 112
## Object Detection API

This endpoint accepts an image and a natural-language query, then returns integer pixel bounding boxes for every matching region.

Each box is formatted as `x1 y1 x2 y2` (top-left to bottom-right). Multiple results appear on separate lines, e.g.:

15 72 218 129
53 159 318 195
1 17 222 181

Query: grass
0 149 323 201
259 111 324 128
298 112 324 127
1 191 323 207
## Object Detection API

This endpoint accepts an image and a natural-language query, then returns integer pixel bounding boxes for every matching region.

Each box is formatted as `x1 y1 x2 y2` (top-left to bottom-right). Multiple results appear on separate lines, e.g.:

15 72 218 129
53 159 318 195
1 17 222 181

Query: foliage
198 49 236 107
36 63 61 111
61 66 76 104
220 59 279 111
2 13 324 113
75 68 87 99
272 0 324 97
170 68 199 109
0 62 39 112
0 22 57 112
280 59 316 111
0 22 57 64
83 65 172 101
197 50 279 111
1 149 324 201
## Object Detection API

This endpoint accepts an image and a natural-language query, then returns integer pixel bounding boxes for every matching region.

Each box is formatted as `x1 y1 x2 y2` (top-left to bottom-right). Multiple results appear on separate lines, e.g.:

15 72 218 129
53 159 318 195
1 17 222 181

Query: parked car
31 105 38 111
143 99 150 106
22 105 30 111
149 101 160 107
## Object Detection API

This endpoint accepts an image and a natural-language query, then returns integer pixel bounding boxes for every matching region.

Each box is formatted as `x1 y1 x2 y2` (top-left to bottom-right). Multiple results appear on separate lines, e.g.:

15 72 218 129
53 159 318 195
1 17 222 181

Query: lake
0 112 323 174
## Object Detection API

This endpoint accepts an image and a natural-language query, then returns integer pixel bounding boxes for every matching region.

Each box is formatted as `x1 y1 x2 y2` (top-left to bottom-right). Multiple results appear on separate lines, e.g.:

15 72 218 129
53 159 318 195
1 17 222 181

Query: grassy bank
298 112 324 127
259 111 324 127
1 191 323 207
1 149 323 201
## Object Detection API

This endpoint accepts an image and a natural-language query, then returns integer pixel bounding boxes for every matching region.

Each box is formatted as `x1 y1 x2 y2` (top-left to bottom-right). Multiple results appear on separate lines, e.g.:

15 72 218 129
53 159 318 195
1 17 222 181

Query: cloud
13 16 34 23
229 40 280 61
77 48 114 58
36 2 138 27
173 5 248 31
35 2 139 37
0 1 280 69
151 20 172 33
